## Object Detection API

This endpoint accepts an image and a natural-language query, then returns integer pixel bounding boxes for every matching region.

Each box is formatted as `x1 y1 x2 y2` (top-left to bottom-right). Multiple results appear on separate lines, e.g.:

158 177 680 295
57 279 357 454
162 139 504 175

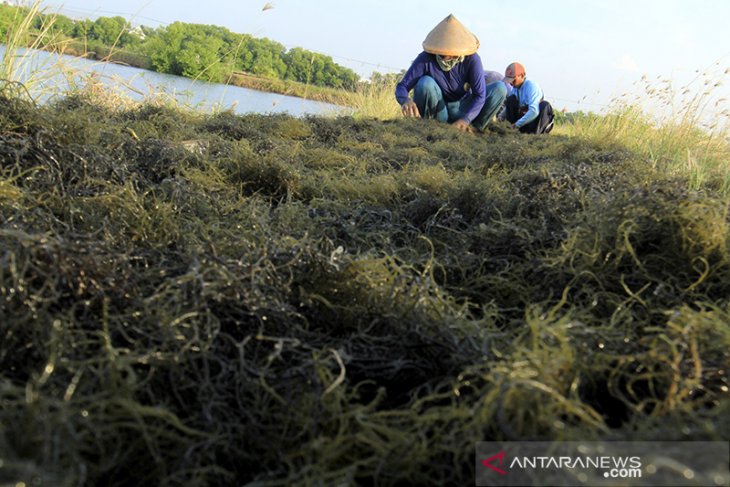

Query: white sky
37 0 730 114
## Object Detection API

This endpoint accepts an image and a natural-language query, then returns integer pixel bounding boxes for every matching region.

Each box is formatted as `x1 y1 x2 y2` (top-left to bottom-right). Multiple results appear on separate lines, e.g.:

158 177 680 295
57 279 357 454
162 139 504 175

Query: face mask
436 55 464 72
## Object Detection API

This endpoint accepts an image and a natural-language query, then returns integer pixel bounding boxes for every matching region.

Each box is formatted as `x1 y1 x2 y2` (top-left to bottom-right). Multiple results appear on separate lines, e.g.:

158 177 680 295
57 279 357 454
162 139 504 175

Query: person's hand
401 100 420 118
452 119 473 132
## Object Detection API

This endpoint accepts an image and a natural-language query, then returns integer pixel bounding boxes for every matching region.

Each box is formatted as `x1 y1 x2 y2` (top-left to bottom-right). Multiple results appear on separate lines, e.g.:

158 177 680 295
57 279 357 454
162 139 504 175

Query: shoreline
56 41 359 108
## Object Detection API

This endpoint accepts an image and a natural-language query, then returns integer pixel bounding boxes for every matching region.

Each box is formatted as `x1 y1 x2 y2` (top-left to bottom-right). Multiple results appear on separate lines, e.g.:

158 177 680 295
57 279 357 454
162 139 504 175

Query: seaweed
1 96 728 485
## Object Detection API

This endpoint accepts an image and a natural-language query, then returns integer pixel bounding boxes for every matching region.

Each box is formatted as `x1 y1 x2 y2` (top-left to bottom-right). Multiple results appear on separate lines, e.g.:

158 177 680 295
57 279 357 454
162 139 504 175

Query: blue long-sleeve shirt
395 52 486 123
511 78 543 128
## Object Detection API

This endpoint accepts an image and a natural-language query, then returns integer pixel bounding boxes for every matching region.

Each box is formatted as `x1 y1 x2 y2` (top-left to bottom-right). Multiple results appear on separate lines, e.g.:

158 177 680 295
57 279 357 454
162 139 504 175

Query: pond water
0 45 348 117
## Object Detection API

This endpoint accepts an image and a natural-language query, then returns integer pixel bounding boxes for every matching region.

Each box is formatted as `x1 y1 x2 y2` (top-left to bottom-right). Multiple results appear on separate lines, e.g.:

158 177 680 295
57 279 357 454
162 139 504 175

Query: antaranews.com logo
481 450 642 480
475 441 729 487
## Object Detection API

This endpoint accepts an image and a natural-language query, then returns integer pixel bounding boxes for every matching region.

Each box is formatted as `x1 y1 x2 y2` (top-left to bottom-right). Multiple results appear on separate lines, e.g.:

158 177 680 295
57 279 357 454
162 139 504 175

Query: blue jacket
395 52 486 123
511 78 543 128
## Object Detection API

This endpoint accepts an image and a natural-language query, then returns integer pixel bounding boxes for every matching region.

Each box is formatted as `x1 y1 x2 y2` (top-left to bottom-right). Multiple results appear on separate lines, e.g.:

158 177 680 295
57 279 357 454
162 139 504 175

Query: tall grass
0 2 191 112
558 67 730 195
0 0 62 99
345 78 401 120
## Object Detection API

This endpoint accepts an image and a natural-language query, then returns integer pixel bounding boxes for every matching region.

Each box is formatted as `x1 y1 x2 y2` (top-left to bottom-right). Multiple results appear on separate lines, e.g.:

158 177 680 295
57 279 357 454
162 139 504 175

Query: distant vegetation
0 3 362 89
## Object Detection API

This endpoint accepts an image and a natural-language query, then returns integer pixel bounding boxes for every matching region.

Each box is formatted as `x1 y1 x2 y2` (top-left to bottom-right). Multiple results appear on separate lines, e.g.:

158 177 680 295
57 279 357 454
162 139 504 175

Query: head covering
422 14 479 56
436 55 465 72
484 70 505 85
504 62 526 81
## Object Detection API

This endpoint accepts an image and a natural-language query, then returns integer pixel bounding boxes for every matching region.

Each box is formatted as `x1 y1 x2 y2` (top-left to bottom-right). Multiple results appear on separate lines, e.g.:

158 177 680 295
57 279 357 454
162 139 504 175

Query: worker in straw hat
500 62 555 134
395 14 507 132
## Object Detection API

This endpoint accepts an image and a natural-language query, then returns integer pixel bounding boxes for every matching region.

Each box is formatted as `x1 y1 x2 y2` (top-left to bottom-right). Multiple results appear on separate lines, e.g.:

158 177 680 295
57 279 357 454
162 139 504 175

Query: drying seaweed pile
1 95 728 486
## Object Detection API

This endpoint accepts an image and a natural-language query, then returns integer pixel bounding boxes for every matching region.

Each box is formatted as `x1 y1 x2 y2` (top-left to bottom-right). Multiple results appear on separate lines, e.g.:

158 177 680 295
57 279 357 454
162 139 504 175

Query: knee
414 76 438 94
488 81 508 100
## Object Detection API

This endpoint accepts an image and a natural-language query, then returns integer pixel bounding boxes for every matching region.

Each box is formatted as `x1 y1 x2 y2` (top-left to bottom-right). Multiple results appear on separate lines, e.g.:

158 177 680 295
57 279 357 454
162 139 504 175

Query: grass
227 71 364 108
341 78 402 120
1 1 142 107
557 105 730 194
1 5 729 486
555 64 730 194
1 1 58 98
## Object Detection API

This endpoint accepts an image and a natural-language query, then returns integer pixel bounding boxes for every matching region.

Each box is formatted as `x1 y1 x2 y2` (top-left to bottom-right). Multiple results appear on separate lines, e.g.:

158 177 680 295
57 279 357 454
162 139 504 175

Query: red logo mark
481 451 507 475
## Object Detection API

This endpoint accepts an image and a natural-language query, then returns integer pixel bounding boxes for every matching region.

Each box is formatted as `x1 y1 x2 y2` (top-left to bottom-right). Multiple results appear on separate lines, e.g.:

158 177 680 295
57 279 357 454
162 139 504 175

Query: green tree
282 48 358 89
71 18 93 39
49 13 75 37
30 11 75 37
0 5 16 38
141 22 186 73
369 71 405 85
176 34 226 82
140 22 229 81
89 16 130 46
283 47 314 84
239 37 286 78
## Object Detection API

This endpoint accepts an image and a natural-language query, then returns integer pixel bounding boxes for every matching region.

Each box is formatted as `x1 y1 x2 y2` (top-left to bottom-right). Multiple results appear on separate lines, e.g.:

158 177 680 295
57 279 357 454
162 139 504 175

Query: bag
537 101 554 134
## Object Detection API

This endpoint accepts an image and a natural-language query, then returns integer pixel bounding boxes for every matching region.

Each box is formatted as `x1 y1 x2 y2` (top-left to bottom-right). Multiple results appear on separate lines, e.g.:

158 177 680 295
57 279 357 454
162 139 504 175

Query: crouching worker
501 62 554 134
395 14 507 132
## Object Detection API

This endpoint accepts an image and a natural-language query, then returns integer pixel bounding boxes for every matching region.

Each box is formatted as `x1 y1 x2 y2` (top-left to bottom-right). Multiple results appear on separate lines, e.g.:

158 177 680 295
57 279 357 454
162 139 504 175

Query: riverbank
58 39 361 107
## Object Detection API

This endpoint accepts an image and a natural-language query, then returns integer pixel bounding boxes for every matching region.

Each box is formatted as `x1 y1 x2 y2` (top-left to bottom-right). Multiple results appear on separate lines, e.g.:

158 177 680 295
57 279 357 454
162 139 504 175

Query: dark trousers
504 95 554 134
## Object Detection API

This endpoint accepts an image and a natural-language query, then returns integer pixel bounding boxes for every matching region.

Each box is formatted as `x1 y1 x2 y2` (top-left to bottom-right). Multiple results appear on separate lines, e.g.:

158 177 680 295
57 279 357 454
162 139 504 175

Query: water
0 45 348 116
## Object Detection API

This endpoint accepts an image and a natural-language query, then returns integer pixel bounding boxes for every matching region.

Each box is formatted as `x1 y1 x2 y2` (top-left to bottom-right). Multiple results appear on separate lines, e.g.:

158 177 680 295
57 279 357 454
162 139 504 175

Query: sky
35 0 730 114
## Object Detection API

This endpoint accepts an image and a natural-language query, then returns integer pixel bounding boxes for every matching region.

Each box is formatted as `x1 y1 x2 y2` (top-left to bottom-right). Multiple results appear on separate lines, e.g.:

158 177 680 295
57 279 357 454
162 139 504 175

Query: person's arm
515 80 542 128
395 53 428 106
460 55 487 123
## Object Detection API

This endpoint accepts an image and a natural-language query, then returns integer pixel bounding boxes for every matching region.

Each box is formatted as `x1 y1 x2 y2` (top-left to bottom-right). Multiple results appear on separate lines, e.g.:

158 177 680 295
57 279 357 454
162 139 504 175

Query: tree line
0 4 362 90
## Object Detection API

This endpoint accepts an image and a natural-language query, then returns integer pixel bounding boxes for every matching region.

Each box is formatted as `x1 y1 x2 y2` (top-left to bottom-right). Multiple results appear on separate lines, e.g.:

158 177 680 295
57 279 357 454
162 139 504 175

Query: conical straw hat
422 14 479 56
